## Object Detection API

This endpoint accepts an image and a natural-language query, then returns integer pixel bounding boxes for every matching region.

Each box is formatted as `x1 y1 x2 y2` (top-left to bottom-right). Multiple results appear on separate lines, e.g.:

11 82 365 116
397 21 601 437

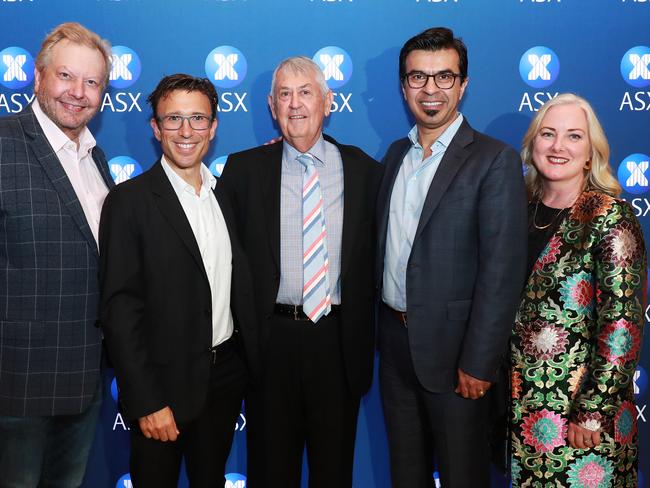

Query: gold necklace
532 200 567 230
532 192 582 230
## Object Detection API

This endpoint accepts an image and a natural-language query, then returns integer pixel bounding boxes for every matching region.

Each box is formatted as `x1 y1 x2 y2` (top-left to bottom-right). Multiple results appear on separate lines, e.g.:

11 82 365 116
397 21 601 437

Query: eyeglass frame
402 70 464 90
155 114 214 131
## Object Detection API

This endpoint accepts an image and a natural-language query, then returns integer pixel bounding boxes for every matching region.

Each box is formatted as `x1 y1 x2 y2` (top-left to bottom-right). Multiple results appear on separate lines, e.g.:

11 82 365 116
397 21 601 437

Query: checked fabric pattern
297 153 331 323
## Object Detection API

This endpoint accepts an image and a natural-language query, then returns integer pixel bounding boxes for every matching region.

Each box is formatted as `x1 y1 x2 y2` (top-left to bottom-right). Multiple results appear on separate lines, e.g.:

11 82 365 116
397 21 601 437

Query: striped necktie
297 153 331 323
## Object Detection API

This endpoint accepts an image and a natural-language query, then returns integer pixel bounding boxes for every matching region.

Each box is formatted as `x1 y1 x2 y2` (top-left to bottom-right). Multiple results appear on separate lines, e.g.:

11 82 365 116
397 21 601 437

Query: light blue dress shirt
382 114 464 311
276 135 344 305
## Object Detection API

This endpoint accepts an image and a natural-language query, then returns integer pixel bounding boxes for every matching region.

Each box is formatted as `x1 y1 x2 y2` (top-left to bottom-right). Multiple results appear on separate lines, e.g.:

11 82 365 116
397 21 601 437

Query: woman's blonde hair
521 93 621 200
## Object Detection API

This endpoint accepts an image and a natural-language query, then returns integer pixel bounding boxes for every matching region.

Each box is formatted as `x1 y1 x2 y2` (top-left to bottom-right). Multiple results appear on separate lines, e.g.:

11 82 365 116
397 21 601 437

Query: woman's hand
567 421 601 449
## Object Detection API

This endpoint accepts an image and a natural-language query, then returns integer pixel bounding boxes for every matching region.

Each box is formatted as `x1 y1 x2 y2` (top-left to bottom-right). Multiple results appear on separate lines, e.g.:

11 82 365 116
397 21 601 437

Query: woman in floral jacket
511 93 646 487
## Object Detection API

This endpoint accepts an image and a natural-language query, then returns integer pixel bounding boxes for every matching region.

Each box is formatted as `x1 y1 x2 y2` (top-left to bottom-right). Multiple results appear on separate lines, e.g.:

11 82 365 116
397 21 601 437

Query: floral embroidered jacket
511 191 647 488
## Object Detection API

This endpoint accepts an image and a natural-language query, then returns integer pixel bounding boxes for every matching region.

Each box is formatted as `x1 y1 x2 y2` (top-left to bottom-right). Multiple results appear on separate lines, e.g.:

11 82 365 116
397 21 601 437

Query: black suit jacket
0 105 113 416
376 119 527 392
218 136 383 397
99 162 259 423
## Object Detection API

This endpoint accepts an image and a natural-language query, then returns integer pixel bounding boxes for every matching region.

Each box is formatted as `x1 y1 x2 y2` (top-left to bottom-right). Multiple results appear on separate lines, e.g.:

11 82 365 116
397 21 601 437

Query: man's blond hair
35 22 112 86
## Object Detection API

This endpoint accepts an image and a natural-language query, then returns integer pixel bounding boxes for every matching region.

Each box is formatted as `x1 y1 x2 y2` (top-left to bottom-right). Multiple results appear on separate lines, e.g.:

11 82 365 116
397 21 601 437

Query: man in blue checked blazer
0 23 114 487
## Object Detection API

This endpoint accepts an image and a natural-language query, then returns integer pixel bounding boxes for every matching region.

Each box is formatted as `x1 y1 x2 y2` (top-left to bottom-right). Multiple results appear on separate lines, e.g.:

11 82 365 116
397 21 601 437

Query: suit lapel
335 138 364 282
213 184 242 258
19 106 100 254
262 143 283 272
92 146 116 190
414 119 473 241
149 162 208 282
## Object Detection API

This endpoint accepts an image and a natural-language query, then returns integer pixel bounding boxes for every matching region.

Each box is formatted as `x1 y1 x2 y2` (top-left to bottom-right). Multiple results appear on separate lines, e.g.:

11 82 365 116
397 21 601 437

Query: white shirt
32 99 109 247
161 156 234 347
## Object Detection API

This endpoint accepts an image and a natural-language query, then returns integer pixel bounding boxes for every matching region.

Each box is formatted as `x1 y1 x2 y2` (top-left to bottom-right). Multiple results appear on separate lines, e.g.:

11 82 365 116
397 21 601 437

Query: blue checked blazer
0 105 114 416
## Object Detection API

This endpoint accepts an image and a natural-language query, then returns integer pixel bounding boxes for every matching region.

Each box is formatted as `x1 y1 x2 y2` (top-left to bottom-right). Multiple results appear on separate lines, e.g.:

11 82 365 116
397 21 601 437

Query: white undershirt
161 156 234 347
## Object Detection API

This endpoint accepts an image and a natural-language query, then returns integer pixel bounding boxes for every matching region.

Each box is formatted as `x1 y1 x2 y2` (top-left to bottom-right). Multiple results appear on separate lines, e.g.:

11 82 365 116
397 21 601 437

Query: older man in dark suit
376 27 527 487
219 56 382 488
0 23 114 487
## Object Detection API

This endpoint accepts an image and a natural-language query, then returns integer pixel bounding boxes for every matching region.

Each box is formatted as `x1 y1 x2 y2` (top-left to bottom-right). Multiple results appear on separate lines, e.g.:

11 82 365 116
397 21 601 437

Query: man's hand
568 422 601 449
264 136 283 145
455 368 492 400
138 406 180 442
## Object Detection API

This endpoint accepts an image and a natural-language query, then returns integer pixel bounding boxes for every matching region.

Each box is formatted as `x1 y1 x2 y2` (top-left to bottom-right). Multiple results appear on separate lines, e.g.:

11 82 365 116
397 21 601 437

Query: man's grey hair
270 56 330 100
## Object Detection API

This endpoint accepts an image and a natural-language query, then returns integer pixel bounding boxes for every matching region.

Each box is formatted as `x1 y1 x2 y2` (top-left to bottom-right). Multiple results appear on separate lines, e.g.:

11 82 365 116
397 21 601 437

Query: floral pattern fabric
511 192 646 488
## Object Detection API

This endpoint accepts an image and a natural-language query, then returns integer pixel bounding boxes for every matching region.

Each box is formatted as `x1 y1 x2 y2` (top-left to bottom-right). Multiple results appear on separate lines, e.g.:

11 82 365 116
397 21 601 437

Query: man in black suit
376 28 527 487
0 23 114 487
219 56 382 488
100 74 258 488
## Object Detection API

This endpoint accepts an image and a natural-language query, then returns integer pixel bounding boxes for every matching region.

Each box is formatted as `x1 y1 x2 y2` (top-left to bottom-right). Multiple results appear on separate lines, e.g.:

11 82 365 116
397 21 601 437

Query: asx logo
109 46 141 88
102 46 142 113
313 46 353 89
111 377 119 403
115 473 132 488
225 473 246 488
635 366 648 397
109 156 143 184
618 153 650 195
433 471 441 487
205 46 247 89
620 46 650 88
519 46 560 89
109 46 141 89
0 46 34 89
110 376 130 431
210 155 228 178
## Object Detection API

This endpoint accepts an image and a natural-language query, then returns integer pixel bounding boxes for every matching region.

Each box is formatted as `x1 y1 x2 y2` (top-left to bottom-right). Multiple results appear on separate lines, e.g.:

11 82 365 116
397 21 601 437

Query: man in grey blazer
0 23 113 487
376 27 527 487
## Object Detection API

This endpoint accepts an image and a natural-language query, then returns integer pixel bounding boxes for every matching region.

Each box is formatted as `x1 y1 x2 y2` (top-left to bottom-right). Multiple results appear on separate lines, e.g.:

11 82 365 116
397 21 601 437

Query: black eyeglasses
403 71 462 89
157 114 213 131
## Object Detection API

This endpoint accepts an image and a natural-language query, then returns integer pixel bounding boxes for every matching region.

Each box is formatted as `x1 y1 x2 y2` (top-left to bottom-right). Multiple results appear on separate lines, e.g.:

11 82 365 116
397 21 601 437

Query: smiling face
531 103 591 191
34 40 106 142
268 66 333 153
150 89 217 175
402 48 467 142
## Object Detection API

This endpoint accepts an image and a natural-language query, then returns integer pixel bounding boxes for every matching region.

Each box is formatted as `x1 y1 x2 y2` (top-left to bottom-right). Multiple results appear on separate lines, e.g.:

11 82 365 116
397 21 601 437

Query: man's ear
150 118 162 142
268 95 278 121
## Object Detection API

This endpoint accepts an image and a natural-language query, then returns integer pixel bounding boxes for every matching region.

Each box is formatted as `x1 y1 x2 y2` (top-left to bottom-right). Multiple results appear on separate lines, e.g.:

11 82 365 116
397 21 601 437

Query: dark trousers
378 303 491 488
0 384 102 488
246 312 359 488
129 343 247 488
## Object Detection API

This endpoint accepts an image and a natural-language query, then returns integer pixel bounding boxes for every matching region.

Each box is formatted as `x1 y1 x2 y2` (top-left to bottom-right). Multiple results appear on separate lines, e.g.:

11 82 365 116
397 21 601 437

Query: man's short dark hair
147 74 219 119
399 27 468 82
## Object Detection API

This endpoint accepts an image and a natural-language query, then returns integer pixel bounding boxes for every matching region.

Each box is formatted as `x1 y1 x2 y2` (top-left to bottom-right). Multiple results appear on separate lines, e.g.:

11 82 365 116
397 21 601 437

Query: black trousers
378 303 491 488
129 343 247 488
246 312 360 488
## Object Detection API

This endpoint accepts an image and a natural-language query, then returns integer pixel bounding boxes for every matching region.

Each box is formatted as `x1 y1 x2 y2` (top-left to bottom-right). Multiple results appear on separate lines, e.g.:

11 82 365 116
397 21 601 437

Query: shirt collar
282 134 326 168
32 98 96 156
407 112 464 151
161 155 216 196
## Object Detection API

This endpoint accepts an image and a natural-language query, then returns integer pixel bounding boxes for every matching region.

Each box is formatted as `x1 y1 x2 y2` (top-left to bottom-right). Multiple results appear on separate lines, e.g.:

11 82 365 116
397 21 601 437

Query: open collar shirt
161 156 233 347
32 99 109 247
382 113 464 311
